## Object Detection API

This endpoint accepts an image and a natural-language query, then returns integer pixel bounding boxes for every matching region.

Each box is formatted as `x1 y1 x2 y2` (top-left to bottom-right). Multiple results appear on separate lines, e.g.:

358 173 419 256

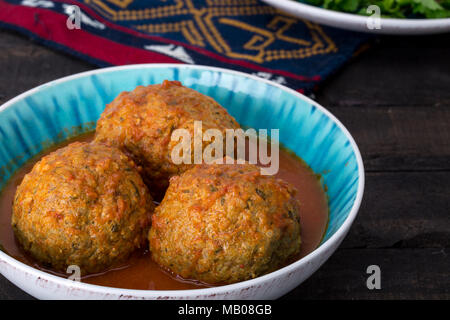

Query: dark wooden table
0 29 448 300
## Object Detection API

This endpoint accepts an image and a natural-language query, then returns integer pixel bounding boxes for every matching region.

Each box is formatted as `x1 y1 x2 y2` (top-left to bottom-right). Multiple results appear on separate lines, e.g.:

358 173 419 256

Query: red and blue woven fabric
0 0 370 93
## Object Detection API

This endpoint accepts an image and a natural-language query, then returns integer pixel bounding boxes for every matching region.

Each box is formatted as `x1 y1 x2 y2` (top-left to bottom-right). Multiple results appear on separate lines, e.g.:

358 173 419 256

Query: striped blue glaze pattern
0 66 361 244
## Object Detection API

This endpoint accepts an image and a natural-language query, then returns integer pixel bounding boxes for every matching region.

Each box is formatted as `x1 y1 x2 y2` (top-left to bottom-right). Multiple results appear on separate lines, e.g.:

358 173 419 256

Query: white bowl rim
261 0 450 34
0 63 365 298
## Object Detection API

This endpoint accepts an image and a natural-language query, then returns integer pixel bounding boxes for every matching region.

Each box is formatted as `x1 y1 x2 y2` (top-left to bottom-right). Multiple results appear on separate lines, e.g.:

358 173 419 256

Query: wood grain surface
0 29 448 300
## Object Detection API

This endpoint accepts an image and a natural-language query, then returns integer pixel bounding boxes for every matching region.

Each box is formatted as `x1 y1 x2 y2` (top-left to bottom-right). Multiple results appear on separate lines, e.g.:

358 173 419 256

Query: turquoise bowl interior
0 64 362 245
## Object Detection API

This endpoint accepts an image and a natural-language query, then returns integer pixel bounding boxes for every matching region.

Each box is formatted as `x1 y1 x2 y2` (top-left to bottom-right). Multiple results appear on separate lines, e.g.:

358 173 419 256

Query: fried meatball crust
94 80 240 199
149 162 301 284
12 142 154 274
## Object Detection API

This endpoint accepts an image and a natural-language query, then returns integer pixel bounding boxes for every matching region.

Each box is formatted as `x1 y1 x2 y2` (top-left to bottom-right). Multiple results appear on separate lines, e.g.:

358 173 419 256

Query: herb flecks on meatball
12 142 154 275
95 80 240 199
149 162 301 284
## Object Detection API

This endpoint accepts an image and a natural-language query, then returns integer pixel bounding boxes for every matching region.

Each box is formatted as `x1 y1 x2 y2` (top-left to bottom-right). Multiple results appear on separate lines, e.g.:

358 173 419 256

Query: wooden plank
317 35 450 108
283 248 450 300
0 30 93 106
342 171 449 249
328 106 450 171
316 36 450 172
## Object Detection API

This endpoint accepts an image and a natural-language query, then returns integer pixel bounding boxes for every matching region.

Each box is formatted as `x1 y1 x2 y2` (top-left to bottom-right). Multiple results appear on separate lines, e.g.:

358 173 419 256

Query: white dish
261 0 450 34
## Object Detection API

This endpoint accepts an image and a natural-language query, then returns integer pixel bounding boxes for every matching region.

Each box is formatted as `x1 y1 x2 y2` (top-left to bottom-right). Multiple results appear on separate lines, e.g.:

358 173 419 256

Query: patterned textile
0 0 370 92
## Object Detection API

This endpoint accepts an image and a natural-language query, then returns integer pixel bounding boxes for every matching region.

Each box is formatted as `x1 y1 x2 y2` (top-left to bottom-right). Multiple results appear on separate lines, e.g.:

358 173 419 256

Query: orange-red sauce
0 133 328 290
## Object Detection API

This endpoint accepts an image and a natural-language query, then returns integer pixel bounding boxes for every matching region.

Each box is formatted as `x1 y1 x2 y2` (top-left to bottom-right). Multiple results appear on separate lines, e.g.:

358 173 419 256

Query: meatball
12 142 154 274
149 162 301 284
95 80 240 199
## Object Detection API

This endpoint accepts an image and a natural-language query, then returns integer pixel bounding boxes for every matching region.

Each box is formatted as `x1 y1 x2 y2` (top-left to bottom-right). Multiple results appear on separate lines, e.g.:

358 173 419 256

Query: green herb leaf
299 0 450 18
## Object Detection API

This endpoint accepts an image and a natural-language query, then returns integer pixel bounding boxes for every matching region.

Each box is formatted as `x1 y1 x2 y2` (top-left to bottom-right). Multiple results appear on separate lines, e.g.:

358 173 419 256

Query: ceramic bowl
261 0 450 35
0 64 364 299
